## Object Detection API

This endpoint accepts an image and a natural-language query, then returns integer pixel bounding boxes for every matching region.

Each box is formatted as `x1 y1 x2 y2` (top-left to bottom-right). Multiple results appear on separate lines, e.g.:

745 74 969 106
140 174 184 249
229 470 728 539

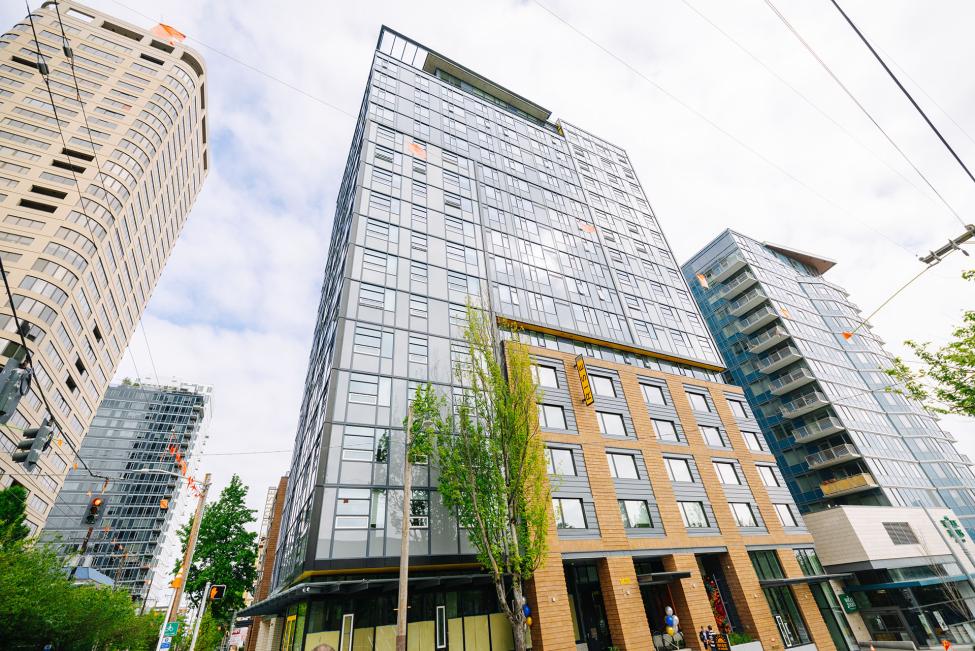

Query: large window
794 548 825 576
728 399 748 418
606 452 639 479
750 551 811 648
758 465 779 487
410 490 429 528
553 498 586 529
665 458 693 482
678 501 709 528
652 419 680 442
883 522 919 545
731 502 757 527
742 430 765 452
700 425 725 447
534 365 559 388
686 391 710 412
538 404 567 429
590 375 616 397
596 411 626 437
619 500 652 528
642 383 667 406
713 461 740 484
545 448 575 476
774 503 798 527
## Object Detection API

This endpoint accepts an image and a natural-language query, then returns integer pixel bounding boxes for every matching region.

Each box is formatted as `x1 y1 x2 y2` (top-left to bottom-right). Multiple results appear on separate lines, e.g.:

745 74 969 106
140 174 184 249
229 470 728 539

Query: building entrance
565 562 613 651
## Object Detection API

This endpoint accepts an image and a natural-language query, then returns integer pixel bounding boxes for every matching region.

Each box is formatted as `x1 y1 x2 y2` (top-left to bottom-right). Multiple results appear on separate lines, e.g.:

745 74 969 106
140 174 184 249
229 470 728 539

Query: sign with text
575 356 594 405
838 593 858 613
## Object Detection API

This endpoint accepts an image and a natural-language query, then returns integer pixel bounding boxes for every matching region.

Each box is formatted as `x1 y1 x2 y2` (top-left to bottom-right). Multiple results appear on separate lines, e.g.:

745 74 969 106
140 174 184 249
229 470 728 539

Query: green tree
175 475 258 627
888 269 975 417
423 304 549 651
0 484 30 547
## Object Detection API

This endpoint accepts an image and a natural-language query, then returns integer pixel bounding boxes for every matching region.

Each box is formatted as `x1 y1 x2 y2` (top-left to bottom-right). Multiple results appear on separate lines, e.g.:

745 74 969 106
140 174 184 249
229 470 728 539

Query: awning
759 573 849 588
239 573 494 617
637 571 692 586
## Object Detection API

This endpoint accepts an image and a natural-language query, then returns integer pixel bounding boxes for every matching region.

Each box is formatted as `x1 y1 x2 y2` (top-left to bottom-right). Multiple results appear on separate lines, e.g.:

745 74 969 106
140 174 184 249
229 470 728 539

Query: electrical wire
762 0 967 229
529 0 921 260
829 0 975 210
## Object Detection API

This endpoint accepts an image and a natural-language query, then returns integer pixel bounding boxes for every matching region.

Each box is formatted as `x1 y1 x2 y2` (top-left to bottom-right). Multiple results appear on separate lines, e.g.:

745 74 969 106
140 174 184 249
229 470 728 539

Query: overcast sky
7 0 975 523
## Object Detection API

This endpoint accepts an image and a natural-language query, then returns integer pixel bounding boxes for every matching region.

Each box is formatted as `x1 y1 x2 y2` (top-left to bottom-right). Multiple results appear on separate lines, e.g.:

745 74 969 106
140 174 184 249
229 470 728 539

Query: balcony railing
709 252 747 283
794 416 845 443
769 366 815 394
757 346 803 375
748 326 790 354
782 391 829 419
729 288 770 317
738 305 779 334
805 444 861 470
820 473 879 497
718 270 758 300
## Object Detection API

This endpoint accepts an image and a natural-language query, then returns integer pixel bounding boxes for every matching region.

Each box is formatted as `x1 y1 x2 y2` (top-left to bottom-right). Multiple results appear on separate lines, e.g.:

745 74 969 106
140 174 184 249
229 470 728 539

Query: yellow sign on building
576 355 594 405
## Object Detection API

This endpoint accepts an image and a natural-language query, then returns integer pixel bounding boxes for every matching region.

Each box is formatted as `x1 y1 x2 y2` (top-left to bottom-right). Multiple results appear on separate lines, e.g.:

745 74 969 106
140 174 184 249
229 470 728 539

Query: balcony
729 288 770 317
718 270 759 301
737 305 780 334
709 252 747 283
820 473 879 497
781 391 830 419
748 326 790 354
757 346 803 375
769 366 815 394
805 444 862 470
794 416 846 444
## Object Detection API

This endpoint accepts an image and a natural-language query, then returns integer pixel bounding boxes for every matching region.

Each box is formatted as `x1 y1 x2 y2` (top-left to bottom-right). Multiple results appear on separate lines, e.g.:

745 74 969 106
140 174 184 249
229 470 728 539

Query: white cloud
6 0 973 518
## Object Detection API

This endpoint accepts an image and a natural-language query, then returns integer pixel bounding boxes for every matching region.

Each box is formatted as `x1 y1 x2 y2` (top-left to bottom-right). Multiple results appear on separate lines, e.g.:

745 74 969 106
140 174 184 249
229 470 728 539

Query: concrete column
525 551 577 651
596 556 653 650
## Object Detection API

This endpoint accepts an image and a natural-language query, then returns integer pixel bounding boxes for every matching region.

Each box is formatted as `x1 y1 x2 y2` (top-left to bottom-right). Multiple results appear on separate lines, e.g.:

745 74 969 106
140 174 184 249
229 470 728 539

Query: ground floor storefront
244 548 847 651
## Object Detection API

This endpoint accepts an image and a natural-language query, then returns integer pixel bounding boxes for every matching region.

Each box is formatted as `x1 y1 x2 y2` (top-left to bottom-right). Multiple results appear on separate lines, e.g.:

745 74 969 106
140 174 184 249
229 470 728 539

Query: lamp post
395 406 433 651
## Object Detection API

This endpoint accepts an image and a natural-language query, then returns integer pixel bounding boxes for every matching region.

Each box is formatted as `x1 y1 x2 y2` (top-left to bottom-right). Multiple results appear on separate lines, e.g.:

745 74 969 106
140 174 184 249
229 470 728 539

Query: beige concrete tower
0 1 208 531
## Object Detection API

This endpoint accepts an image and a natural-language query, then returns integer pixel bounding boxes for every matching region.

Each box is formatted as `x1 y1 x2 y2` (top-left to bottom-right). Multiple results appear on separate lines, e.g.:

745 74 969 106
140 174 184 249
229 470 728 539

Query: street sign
164 622 179 636
160 637 172 650
838 593 858 613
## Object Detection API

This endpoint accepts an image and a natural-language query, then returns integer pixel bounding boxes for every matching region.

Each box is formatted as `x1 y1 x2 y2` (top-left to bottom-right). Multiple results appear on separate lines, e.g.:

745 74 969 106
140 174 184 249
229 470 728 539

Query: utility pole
157 472 211 651
395 406 414 651
920 225 975 265
189 580 212 651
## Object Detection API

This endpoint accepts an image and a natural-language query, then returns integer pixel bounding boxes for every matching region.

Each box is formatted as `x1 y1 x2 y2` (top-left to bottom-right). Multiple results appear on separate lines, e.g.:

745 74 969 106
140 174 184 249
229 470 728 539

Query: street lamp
396 406 434 651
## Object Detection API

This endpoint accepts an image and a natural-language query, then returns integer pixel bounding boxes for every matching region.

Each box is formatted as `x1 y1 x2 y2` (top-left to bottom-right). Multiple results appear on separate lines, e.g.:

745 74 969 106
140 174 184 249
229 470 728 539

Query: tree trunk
512 618 527 651
510 578 528 651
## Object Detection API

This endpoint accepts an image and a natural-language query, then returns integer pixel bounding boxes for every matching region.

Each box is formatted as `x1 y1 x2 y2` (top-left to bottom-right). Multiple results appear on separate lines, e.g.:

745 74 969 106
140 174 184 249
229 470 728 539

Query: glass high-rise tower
41 380 210 604
248 27 842 651
0 1 208 531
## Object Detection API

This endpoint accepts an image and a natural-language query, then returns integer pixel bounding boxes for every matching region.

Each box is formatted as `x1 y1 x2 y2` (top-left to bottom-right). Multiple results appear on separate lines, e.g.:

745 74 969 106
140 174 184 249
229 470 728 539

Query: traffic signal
209 584 226 600
11 417 53 471
84 496 104 525
0 357 31 424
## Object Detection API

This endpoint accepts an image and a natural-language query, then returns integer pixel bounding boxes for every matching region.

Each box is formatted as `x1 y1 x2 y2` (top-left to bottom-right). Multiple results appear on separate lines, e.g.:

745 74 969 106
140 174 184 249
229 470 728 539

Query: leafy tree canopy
0 484 30 548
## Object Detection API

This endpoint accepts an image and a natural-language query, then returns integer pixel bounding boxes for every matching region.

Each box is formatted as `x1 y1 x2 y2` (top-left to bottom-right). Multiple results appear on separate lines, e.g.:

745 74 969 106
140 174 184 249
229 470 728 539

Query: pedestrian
707 625 718 651
699 627 709 651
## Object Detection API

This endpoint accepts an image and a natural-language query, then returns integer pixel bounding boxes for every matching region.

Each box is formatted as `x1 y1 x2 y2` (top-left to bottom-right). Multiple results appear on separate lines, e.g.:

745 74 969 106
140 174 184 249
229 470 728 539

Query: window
596 411 627 437
534 365 558 388
750 553 811 649
408 335 428 364
742 431 765 452
348 374 379 404
545 448 575 475
353 325 386 357
758 466 779 487
642 384 666 406
700 426 725 447
729 399 748 418
335 488 384 529
606 452 639 479
359 283 392 311
679 501 709 528
686 391 710 412
409 296 428 318
538 404 567 430
731 502 757 527
793 548 825 576
665 458 693 482
619 500 652 528
590 375 616 397
410 490 429 528
883 522 919 545
774 503 798 527
652 419 680 443
553 498 586 529
713 461 740 484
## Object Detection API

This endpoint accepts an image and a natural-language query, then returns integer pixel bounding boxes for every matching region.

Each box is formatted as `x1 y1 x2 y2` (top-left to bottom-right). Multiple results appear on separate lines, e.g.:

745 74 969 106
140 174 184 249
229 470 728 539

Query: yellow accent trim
290 563 483 586
497 317 726 373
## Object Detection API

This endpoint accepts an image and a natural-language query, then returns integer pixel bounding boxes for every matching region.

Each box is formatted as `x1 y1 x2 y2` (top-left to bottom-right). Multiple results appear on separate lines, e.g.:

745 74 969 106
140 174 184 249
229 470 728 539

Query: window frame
596 411 627 437
619 499 653 529
553 497 587 529
678 501 709 528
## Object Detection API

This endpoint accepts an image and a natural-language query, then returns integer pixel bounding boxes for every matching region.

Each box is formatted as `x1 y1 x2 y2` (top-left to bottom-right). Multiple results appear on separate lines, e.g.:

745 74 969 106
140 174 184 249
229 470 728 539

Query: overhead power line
762 0 967 229
829 0 975 197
